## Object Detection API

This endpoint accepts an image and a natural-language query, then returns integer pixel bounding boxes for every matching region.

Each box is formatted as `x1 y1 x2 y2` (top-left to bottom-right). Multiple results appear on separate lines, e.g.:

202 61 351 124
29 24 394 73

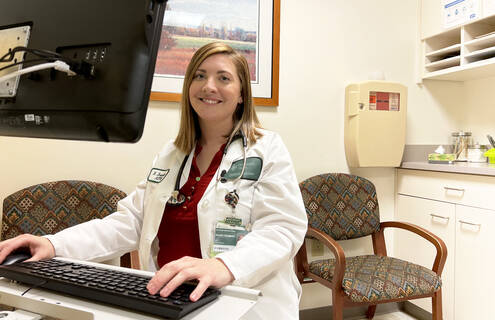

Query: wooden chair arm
294 238 310 283
120 250 140 269
380 221 447 276
307 227 346 289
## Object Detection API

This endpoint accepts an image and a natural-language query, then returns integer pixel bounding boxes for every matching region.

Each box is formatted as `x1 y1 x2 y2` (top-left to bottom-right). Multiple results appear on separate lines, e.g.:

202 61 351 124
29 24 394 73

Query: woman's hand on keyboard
147 256 234 302
0 234 55 263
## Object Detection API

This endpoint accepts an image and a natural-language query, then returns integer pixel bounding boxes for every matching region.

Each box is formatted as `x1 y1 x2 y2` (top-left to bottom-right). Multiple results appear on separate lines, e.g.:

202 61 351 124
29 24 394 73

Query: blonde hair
174 42 262 153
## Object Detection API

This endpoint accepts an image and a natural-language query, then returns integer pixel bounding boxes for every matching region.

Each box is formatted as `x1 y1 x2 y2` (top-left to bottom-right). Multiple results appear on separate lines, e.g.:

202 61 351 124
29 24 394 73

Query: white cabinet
420 2 495 81
454 205 495 320
395 169 495 320
395 194 455 320
396 169 495 211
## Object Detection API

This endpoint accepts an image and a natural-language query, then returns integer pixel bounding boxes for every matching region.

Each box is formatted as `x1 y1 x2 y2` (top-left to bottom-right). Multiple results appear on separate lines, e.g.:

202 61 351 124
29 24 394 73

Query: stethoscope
167 130 247 210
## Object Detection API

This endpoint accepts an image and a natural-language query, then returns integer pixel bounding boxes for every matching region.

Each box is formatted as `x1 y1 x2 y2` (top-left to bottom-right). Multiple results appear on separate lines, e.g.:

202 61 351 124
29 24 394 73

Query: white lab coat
46 129 308 319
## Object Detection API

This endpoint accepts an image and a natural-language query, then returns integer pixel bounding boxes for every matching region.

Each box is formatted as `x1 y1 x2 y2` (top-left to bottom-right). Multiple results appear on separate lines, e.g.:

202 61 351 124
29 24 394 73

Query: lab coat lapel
202 138 244 198
145 146 195 226
179 144 196 188
197 139 244 258
224 138 244 164
140 147 191 270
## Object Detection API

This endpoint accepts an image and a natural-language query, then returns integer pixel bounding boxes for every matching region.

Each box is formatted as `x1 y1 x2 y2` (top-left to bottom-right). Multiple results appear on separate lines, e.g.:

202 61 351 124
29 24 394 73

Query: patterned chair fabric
299 173 380 240
2 180 127 240
309 255 442 303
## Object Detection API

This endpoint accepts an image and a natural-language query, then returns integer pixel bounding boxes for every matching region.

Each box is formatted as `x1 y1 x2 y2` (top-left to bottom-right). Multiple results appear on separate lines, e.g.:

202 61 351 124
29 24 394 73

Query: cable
0 58 57 73
21 279 48 296
0 60 76 83
0 46 69 63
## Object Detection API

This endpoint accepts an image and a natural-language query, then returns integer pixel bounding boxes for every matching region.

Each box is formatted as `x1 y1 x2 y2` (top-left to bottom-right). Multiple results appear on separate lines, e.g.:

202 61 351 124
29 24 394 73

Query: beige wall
1 0 480 311
408 80 466 144
463 76 495 144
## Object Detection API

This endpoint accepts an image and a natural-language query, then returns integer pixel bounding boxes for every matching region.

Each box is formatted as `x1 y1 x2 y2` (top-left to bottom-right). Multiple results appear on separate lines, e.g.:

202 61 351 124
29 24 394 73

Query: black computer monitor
0 0 167 142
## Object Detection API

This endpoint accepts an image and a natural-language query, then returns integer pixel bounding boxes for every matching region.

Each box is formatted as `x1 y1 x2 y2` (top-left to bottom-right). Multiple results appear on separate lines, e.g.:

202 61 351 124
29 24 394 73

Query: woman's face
189 54 243 129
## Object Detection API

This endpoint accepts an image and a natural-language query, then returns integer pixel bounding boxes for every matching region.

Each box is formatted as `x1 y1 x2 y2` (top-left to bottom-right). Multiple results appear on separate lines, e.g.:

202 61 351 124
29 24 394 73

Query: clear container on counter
467 143 488 163
452 131 472 161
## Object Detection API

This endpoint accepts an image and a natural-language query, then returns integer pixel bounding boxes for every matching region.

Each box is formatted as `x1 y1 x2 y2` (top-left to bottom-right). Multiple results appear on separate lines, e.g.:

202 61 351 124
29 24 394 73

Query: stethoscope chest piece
225 189 239 209
168 190 186 206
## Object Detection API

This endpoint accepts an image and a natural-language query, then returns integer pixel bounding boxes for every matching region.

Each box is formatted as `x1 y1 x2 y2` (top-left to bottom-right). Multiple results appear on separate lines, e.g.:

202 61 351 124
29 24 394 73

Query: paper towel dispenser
344 81 407 167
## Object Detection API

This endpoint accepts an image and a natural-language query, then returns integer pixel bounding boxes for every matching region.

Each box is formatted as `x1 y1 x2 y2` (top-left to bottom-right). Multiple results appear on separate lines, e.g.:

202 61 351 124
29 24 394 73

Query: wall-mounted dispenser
344 81 407 167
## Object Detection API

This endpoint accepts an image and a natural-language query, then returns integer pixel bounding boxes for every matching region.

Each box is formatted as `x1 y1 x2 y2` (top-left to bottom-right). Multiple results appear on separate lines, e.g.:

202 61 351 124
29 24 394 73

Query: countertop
399 161 495 177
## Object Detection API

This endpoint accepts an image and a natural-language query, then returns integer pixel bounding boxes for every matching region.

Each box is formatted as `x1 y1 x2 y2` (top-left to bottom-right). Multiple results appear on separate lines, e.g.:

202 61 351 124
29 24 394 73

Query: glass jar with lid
452 131 472 161
468 143 488 163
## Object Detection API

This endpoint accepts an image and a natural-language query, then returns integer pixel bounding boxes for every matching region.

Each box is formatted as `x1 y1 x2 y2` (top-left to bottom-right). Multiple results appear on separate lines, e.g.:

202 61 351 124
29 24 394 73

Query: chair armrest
306 227 346 289
380 221 447 276
120 250 140 270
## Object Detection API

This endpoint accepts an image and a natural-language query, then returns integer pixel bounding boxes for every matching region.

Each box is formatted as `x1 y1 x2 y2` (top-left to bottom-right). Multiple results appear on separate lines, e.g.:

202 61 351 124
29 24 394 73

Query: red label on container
369 91 400 111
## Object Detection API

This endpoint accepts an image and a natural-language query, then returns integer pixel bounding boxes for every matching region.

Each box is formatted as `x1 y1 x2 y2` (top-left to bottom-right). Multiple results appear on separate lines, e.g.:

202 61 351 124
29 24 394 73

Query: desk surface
0 258 260 320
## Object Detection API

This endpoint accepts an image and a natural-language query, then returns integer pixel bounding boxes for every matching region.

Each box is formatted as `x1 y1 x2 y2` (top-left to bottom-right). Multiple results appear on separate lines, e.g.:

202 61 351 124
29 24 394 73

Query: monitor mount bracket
0 25 31 98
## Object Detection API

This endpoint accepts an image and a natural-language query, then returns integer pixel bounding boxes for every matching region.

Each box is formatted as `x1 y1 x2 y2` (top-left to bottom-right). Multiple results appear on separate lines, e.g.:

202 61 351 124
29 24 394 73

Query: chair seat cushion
309 255 441 303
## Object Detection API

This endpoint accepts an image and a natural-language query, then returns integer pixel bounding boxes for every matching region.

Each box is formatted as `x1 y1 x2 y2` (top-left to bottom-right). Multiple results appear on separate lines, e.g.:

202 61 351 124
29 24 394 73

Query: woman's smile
199 97 222 105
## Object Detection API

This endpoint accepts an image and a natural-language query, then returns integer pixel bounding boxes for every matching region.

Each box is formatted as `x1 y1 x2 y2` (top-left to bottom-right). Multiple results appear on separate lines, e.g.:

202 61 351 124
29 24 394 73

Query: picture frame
150 0 280 106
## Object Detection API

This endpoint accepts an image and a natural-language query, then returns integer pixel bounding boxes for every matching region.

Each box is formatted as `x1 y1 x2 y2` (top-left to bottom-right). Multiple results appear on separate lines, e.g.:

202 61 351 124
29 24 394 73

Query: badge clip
224 189 239 209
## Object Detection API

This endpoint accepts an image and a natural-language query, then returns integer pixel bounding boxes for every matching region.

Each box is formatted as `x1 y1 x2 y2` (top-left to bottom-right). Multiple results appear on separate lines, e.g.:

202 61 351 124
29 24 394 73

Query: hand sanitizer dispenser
344 81 407 167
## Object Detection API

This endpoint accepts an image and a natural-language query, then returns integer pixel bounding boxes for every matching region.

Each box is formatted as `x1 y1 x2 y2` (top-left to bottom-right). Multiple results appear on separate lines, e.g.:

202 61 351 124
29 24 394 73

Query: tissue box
428 153 456 164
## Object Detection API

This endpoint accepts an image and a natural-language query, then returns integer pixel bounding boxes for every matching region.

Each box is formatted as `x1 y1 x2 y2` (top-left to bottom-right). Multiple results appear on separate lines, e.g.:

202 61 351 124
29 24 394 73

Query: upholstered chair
295 173 447 320
2 180 139 269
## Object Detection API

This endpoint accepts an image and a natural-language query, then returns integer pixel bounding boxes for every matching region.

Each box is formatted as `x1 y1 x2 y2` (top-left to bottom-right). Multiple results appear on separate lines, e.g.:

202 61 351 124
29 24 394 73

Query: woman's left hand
146 256 234 301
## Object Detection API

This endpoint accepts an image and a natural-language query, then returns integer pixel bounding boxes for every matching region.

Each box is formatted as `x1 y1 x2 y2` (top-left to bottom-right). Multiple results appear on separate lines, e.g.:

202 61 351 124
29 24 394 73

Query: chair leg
432 289 443 320
332 291 344 320
366 305 377 319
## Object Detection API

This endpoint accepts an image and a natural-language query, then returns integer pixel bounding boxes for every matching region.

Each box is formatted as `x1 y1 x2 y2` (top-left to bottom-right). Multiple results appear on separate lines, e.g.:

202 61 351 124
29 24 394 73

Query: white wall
463 76 495 144
0 0 453 311
407 80 466 144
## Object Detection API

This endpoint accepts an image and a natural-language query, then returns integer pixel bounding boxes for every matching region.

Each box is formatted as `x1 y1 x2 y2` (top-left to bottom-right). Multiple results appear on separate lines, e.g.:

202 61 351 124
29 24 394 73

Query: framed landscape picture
150 0 280 106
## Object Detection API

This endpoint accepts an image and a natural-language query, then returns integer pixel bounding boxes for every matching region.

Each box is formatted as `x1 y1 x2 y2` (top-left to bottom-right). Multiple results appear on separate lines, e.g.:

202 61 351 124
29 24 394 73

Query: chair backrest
2 180 127 240
299 173 380 240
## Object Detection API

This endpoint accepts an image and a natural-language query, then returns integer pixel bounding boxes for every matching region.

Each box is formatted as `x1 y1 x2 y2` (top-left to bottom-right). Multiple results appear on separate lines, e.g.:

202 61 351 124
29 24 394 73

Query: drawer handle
459 220 481 227
430 214 449 220
444 186 465 192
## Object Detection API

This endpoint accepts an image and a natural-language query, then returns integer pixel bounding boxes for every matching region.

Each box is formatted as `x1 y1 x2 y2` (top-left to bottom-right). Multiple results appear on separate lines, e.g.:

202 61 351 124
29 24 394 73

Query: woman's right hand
0 234 55 263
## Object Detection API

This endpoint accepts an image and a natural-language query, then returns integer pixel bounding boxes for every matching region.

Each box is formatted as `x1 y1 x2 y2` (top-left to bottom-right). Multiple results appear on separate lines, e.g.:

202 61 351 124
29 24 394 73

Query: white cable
0 60 76 83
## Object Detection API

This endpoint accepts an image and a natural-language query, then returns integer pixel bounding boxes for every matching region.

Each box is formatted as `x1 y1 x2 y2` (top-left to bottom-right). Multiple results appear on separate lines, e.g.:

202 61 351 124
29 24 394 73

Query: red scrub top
157 143 226 267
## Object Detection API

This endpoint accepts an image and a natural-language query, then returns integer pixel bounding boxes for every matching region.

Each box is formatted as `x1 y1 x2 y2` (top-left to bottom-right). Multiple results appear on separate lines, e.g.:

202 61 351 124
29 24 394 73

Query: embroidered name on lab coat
223 157 263 181
147 168 170 183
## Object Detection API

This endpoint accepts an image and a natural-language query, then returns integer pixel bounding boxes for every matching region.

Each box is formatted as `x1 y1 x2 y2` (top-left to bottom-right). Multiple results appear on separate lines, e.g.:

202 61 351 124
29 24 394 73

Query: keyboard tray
0 259 220 319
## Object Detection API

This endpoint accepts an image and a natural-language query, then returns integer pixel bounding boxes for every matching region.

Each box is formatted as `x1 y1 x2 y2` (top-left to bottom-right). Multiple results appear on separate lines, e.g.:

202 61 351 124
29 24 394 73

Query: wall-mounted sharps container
344 81 407 167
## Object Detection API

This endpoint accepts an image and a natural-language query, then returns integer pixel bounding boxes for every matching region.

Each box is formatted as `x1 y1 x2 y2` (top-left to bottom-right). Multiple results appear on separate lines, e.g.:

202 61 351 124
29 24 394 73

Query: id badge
210 217 249 256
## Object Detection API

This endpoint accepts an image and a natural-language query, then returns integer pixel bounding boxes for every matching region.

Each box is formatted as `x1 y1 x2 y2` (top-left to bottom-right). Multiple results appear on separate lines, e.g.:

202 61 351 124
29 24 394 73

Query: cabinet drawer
394 195 455 319
397 169 495 210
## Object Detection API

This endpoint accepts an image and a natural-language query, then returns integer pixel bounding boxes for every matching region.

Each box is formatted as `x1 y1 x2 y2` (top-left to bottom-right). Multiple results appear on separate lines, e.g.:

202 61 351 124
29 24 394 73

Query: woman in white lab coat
0 42 308 319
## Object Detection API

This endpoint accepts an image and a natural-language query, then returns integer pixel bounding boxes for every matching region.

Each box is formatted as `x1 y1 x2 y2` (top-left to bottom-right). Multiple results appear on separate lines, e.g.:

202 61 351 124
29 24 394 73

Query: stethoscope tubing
167 130 247 206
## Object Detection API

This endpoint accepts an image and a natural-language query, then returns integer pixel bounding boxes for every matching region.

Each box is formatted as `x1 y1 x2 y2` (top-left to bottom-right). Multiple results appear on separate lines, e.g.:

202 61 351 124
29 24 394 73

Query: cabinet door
394 194 455 320
455 205 495 320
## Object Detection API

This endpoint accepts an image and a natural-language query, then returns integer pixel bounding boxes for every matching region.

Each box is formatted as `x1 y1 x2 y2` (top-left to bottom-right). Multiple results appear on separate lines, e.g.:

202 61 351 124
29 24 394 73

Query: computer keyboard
0 258 221 319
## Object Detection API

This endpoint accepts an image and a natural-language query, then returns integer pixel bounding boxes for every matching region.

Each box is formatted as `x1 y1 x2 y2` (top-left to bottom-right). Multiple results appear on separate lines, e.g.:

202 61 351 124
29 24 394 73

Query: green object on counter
428 153 456 162
484 148 495 164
